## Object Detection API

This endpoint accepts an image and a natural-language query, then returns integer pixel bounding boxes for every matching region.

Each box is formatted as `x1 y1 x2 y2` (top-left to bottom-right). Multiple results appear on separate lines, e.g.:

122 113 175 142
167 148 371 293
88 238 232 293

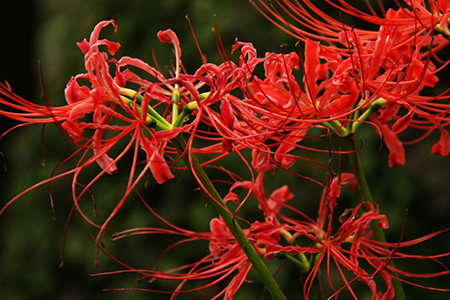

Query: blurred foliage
1 1 450 300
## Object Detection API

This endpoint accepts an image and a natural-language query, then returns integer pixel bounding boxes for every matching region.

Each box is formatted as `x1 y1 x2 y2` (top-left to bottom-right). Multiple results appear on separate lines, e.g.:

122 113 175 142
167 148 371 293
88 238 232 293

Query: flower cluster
235 0 450 167
2 1 450 299
0 20 237 236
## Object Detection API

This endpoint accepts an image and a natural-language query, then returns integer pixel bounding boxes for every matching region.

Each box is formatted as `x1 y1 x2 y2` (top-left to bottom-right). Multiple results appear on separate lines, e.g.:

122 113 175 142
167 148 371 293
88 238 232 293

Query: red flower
222 1 450 168
104 202 283 299
0 20 233 240
219 39 358 168
260 173 450 299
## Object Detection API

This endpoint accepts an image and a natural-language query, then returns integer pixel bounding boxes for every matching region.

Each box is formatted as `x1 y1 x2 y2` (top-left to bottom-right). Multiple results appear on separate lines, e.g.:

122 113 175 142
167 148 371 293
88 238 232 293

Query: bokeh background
1 1 450 299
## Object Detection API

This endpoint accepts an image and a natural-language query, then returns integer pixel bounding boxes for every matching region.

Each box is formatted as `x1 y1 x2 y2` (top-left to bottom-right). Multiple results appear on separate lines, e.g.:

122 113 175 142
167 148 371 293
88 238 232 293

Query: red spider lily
218 39 357 167
208 39 356 170
221 3 450 168
62 20 182 181
98 190 284 300
0 20 237 241
1 20 181 183
256 173 450 299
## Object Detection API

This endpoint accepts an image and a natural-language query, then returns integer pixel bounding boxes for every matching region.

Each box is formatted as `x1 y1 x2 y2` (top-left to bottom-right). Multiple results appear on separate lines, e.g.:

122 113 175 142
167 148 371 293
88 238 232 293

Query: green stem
341 135 406 300
173 135 287 300
171 86 180 126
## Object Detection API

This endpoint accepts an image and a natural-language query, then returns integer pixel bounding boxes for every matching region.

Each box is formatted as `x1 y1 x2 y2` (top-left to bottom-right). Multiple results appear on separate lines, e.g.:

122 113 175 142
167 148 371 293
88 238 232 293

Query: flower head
260 173 450 299
107 210 282 299
218 1 450 168
0 20 234 241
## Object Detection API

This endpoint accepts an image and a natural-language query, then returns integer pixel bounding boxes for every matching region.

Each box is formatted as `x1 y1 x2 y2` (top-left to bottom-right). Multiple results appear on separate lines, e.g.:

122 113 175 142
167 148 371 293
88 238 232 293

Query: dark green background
1 1 450 299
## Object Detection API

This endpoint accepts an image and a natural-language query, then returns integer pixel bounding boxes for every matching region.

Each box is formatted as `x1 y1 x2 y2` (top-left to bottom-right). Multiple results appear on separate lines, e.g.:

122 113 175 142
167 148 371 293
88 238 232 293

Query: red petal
374 119 405 167
157 29 182 59
432 128 450 156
